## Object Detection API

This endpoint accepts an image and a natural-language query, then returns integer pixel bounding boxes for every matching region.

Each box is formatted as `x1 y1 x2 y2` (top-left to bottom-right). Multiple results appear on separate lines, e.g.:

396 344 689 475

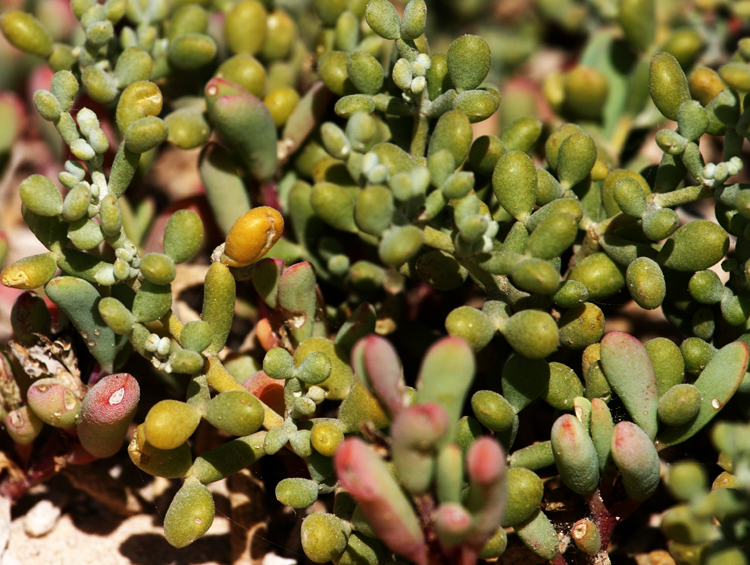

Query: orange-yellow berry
222 206 284 268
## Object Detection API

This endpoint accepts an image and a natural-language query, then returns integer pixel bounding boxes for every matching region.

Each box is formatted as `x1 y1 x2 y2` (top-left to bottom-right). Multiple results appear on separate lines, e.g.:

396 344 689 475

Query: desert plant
2 0 750 563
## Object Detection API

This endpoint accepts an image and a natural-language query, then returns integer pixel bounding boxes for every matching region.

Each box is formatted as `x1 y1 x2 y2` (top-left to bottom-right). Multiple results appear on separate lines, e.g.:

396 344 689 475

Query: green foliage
164 479 215 548
3 0 750 563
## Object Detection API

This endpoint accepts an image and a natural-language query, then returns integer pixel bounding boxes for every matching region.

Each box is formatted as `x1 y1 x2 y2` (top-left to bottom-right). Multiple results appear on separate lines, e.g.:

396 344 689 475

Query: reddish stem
0 431 98 503
87 362 103 386
259 181 281 210
414 494 471 565
585 489 617 550
585 487 642 552
13 441 33 468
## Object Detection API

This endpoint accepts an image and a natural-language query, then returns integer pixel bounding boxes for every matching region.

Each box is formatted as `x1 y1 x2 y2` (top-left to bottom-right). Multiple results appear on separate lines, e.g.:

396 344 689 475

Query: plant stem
652 184 713 208
411 113 430 158
411 90 431 158
585 489 617 551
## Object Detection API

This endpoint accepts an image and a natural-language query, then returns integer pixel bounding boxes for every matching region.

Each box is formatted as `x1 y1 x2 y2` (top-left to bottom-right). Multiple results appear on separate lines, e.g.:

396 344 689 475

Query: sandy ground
3 477 235 565
7 511 232 565
1 465 304 565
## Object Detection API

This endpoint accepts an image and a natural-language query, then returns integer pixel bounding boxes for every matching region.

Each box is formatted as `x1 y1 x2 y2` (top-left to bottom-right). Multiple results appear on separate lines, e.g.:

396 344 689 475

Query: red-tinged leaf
280 81 332 164
550 414 599 495
205 78 278 182
351 334 406 418
242 370 285 415
463 437 507 551
611 421 660 500
77 373 140 458
335 438 428 565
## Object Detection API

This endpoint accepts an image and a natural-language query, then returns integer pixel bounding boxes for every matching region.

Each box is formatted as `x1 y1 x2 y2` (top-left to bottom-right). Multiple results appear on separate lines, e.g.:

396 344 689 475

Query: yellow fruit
222 206 284 268
264 86 300 127
310 421 344 457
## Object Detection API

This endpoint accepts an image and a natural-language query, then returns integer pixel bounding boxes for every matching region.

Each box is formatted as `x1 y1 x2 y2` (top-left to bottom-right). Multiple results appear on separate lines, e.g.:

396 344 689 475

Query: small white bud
114 258 131 280
715 163 728 182
58 171 79 189
367 163 389 184
415 53 431 70
70 139 95 161
306 386 326 404
411 62 426 77
392 58 413 91
410 76 426 94
157 336 171 356
410 167 430 195
145 333 160 352
702 163 717 180
76 108 99 137
92 171 108 198
88 128 109 154
361 151 380 174
116 248 134 262
64 160 86 180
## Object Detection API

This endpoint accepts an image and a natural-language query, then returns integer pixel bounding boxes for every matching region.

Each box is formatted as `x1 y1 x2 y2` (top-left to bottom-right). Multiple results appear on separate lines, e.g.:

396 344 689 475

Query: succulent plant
3 0 750 563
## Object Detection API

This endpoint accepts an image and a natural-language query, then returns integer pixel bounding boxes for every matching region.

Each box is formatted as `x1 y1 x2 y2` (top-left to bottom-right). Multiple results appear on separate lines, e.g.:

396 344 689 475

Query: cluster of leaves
658 421 750 564
3 0 750 563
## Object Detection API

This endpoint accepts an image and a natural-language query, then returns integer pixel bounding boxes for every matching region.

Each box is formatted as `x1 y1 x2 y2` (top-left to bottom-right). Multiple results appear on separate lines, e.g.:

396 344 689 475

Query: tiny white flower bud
411 62 426 77
367 163 389 184
157 336 171 356
70 139 95 161
410 76 426 94
145 333 160 352
361 151 380 174
702 163 717 180
76 107 99 136
415 53 431 70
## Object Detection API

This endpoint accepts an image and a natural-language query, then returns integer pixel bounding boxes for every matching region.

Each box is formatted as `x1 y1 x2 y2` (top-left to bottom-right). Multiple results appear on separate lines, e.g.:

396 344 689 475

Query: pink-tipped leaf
351 334 406 418
611 421 660 500
551 414 600 495
391 402 450 494
463 437 507 551
77 373 140 458
335 437 428 565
